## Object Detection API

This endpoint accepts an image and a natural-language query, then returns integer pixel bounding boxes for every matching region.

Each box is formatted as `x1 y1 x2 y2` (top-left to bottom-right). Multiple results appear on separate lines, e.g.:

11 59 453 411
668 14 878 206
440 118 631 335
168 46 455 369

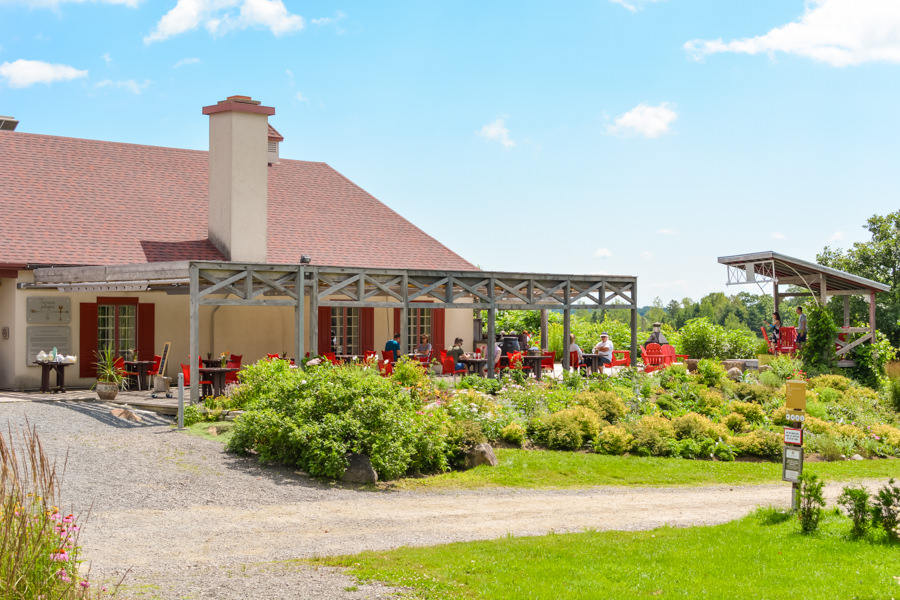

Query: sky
2 0 899 306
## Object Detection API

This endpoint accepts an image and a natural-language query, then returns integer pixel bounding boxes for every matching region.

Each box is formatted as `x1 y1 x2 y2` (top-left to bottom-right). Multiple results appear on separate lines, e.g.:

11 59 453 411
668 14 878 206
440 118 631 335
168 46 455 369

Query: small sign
785 410 806 423
782 445 804 482
785 380 807 411
784 427 803 446
26 297 71 324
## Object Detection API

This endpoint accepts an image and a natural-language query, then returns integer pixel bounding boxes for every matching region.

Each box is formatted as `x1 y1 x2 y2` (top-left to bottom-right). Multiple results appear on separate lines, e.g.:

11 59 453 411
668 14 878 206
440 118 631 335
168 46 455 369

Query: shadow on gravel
216 450 343 492
52 400 174 429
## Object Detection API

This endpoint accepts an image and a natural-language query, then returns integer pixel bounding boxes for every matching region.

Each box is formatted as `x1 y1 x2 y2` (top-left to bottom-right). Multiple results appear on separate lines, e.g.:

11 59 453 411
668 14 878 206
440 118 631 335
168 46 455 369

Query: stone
851 454 864 461
463 443 498 470
727 367 743 382
685 359 699 372
720 360 744 372
110 407 142 422
342 453 378 484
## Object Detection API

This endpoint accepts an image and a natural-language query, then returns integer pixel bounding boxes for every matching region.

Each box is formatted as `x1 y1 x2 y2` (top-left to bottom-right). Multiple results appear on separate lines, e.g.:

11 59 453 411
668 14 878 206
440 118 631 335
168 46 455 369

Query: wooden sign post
783 380 807 510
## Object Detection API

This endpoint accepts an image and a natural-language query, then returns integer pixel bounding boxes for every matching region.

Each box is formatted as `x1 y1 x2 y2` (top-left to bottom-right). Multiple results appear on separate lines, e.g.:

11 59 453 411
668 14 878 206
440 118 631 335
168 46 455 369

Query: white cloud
657 228 676 235
311 10 345 26
101 53 112 65
477 117 515 149
145 0 303 44
609 0 664 12
640 251 653 260
96 78 152 94
0 59 87 88
607 102 677 138
771 232 786 240
173 57 201 68
684 0 900 67
0 0 139 7
829 230 845 242
295 91 307 102
595 248 612 258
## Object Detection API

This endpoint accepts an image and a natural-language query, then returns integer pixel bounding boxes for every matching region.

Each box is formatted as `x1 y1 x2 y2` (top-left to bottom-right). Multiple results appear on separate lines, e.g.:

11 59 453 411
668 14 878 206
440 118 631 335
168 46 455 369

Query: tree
818 210 900 345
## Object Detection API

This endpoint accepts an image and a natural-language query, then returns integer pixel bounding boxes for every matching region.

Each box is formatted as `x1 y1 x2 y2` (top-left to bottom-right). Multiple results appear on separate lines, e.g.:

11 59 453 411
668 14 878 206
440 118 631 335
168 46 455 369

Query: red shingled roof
0 132 476 271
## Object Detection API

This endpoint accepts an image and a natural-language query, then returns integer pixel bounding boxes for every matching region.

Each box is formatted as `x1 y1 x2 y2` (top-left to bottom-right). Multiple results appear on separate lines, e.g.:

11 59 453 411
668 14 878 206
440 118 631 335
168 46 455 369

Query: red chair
642 343 667 373
541 351 556 372
113 356 140 389
148 354 162 377
760 327 776 355
267 353 281 360
229 354 243 364
506 351 527 374
363 350 377 362
181 363 212 398
441 356 466 377
225 359 241 385
382 349 395 362
608 350 630 369
323 352 338 365
379 359 394 377
569 351 589 374
779 327 797 356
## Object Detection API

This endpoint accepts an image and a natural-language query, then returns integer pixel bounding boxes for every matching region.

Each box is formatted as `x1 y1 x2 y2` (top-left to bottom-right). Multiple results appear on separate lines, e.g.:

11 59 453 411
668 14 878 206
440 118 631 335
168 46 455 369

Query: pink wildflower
80 581 90 589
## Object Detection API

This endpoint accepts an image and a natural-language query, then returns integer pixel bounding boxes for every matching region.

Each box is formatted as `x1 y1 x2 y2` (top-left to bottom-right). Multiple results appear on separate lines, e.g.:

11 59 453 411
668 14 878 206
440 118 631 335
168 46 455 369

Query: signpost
782 379 807 510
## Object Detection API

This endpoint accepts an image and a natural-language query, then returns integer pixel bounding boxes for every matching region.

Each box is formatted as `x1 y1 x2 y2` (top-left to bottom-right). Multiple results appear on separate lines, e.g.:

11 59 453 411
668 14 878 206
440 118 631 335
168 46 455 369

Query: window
98 303 136 356
407 307 432 352
330 306 359 355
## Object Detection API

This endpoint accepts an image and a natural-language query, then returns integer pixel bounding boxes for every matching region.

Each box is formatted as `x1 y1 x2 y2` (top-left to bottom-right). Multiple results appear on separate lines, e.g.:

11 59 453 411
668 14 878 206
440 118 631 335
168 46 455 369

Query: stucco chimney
202 95 274 263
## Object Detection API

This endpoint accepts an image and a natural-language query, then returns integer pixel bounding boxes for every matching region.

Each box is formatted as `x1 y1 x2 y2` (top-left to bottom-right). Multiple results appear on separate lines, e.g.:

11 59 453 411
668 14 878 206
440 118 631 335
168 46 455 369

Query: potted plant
94 347 126 400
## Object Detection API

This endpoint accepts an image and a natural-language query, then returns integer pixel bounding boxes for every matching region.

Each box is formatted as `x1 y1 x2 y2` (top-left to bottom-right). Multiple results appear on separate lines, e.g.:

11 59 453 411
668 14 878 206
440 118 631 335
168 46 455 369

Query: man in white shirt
592 332 614 371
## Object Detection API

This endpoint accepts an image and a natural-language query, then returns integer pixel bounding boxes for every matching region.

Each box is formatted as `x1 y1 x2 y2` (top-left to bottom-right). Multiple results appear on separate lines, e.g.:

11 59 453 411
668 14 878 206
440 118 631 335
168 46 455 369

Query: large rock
464 443 498 470
342 453 378 484
720 360 745 372
726 367 743 382
685 359 699 373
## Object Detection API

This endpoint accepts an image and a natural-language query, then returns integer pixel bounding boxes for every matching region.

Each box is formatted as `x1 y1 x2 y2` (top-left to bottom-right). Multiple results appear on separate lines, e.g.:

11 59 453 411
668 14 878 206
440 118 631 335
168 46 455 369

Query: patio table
124 360 155 390
201 358 224 368
581 353 612 375
521 355 551 381
199 367 238 397
459 357 487 376
33 360 70 393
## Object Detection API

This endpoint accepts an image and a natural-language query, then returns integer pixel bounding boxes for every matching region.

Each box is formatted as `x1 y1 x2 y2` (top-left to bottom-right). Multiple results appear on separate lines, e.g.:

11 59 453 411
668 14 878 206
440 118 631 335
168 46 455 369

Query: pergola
28 261 639 401
717 251 889 366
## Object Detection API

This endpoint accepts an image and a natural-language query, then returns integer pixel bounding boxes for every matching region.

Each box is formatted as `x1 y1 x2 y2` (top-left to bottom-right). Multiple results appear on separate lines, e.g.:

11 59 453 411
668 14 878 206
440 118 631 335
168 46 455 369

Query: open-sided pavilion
27 261 639 401
717 251 890 366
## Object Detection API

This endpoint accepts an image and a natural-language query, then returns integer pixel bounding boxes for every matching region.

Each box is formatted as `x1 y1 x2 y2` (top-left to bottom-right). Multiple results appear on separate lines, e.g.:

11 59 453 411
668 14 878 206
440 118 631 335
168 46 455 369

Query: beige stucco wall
0 276 16 388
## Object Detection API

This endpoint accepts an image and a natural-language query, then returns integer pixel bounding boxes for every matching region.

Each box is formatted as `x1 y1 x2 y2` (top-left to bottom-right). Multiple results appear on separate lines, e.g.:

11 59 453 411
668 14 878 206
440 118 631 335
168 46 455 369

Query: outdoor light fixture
300 255 311 264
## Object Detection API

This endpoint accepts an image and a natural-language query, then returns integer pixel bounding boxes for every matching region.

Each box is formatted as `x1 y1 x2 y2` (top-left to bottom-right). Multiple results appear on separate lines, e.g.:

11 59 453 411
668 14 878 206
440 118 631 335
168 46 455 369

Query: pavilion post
630 280 638 367
869 291 876 341
843 296 850 328
563 308 571 371
487 307 496 378
309 269 318 356
189 263 200 404
540 309 548 352
296 266 305 364
820 275 827 305
401 272 409 357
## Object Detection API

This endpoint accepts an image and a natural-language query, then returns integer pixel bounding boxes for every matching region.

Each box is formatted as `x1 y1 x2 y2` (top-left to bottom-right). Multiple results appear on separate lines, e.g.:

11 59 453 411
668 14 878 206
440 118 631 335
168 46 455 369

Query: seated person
447 337 468 370
384 333 401 362
592 332 614 368
569 333 584 364
644 322 668 346
416 334 433 359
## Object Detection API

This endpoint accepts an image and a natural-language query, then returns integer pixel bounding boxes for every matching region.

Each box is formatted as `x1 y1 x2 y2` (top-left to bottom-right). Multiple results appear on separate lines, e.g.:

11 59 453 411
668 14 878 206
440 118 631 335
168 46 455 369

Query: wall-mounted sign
26 326 71 366
784 427 803 446
26 297 71 324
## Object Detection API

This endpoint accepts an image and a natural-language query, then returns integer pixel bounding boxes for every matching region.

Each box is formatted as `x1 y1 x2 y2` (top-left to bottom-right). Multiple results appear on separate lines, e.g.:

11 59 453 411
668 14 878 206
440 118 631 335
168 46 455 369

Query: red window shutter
393 308 402 336
318 307 332 354
432 308 445 353
79 303 98 378
360 307 374 352
137 303 155 362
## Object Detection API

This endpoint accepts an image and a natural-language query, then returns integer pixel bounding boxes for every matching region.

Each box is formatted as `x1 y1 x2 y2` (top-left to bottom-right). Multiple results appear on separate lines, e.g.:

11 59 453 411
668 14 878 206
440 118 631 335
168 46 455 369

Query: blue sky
2 0 899 305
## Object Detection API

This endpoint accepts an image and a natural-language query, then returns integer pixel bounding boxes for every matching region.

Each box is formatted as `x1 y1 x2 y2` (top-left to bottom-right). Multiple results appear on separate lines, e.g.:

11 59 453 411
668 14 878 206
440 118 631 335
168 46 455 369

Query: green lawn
391 449 900 490
320 510 900 599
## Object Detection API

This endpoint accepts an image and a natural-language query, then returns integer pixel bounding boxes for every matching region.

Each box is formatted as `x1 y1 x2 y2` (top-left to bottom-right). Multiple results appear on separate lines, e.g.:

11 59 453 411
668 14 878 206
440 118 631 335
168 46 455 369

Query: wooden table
201 358 224 368
459 357 487 375
33 360 71 392
582 353 612 374
198 367 238 397
521 355 552 380
124 360 155 390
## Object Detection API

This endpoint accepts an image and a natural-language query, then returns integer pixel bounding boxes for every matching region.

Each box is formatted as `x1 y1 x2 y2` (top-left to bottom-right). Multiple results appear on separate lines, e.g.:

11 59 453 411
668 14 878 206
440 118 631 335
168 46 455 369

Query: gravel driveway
0 400 870 599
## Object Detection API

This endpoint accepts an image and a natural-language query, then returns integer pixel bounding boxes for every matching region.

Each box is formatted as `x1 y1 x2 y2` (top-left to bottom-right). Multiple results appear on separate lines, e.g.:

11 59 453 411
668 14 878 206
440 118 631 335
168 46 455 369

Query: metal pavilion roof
717 251 890 294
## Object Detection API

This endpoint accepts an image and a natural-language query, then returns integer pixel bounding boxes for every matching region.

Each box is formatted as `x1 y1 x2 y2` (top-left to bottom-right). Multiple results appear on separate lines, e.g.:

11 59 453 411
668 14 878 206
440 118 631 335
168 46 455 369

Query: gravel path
0 400 881 599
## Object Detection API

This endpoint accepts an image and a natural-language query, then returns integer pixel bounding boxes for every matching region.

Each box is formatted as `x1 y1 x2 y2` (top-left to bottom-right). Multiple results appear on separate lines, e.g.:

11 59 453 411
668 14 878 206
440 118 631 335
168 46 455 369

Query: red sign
784 427 803 446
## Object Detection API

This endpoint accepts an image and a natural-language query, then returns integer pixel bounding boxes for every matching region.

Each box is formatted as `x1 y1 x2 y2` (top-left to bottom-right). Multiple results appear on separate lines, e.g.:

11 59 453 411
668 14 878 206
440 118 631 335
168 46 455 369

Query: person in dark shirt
384 333 401 362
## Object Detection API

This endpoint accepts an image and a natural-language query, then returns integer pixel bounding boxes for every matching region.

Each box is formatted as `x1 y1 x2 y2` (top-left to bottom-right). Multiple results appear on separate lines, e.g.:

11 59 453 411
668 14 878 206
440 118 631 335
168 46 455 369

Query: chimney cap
0 116 19 131
202 96 274 116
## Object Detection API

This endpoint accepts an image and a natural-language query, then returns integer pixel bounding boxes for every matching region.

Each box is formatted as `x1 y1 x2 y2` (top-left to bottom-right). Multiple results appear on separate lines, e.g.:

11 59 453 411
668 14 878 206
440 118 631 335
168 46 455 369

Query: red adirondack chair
779 326 797 356
642 343 667 373
608 350 630 369
760 327 776 354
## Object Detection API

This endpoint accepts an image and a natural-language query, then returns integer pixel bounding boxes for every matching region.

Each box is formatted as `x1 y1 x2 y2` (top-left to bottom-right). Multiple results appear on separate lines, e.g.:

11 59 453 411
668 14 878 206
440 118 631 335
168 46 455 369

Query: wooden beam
189 264 200 404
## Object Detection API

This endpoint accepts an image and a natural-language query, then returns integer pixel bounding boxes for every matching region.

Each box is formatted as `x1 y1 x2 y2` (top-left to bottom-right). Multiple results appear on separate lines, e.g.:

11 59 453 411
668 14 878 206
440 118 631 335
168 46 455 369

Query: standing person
796 306 807 349
592 332 615 372
764 312 782 353
384 333 401 362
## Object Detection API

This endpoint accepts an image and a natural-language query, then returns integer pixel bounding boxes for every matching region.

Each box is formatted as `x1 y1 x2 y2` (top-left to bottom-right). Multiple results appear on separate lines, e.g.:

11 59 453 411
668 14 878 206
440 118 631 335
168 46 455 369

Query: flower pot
96 380 119 401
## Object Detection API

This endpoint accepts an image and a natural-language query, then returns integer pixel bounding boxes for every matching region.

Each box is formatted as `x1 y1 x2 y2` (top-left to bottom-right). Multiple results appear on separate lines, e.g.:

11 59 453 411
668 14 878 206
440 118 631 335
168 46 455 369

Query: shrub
869 424 900 447
677 318 724 360
798 473 826 534
499 422 526 447
696 359 727 388
730 382 775 404
768 355 804 381
837 485 871 538
695 389 725 417
446 390 514 441
655 393 677 412
723 328 760 359
596 425 633 455
728 401 766 424
658 364 690 390
630 415 676 456
457 374 502 395
851 333 896 389
529 410 588 450
871 478 900 541
758 370 783 388
808 374 852 392
573 391 626 424
729 429 780 459
669 438 703 459
445 420 487 467
672 412 725 441
816 387 843 404
889 377 900 413
182 404 203 427
712 441 736 461
723 412 747 433
799 304 837 372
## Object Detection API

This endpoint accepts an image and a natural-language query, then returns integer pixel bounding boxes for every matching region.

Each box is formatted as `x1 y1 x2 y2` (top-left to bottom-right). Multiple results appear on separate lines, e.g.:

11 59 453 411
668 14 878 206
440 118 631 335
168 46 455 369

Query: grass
180 420 235 444
390 448 900 490
320 509 900 599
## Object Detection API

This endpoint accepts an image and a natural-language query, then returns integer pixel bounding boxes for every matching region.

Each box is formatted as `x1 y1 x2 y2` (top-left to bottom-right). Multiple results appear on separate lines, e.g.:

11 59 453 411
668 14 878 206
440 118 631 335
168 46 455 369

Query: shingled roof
0 131 476 271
